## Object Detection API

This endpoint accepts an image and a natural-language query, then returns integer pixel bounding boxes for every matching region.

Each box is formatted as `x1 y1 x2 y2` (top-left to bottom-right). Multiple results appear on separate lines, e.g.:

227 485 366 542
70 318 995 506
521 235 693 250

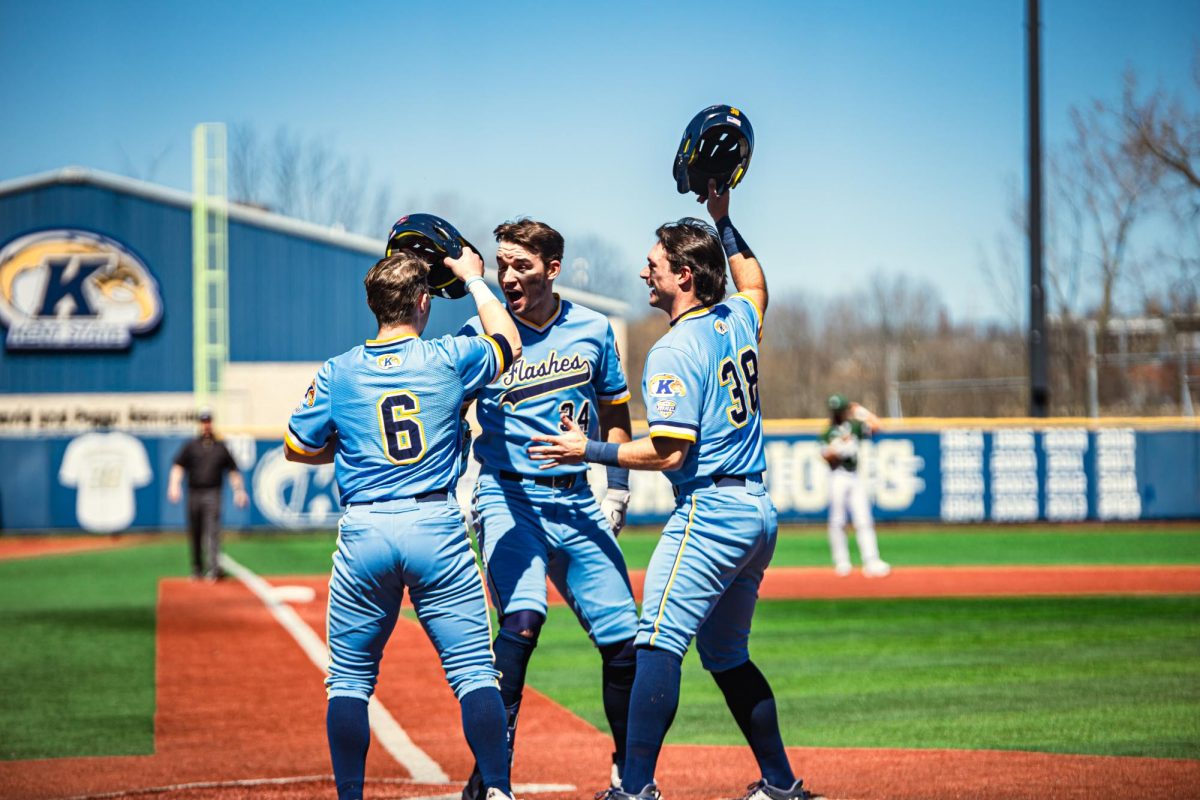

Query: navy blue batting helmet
386 214 478 299
673 105 755 199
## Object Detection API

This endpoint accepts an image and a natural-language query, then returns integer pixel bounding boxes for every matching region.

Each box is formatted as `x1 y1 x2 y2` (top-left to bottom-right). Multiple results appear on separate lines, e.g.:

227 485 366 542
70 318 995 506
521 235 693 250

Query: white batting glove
601 488 631 536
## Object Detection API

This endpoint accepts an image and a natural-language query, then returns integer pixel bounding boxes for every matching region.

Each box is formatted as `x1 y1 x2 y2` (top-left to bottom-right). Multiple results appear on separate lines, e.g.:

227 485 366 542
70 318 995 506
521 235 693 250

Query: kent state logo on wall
0 229 163 350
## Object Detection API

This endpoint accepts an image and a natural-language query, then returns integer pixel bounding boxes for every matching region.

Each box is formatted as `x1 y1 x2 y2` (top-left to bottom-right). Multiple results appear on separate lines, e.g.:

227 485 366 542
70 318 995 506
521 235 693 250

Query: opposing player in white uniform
821 394 890 577
285 249 523 800
531 184 816 800
458 219 639 798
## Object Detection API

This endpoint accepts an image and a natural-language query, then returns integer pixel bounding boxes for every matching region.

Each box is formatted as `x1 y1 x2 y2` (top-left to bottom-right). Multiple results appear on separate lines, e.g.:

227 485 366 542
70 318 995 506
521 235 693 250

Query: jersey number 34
378 391 427 464
719 347 760 427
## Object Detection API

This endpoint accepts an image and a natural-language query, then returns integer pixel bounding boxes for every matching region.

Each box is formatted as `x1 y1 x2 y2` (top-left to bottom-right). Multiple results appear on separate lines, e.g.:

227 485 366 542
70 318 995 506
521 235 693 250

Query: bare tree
227 123 393 237
563 234 641 306
1056 97 1163 326
229 123 265 207
1117 58 1200 315
116 141 173 184
1120 61 1200 197
980 172 1088 324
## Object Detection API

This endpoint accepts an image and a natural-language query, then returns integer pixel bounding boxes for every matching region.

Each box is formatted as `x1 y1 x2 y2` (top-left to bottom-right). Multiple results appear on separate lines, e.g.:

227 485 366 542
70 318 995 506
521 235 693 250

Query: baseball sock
494 614 542 741
460 686 512 795
711 660 796 789
326 696 370 800
600 637 637 775
621 647 682 794
461 612 543 794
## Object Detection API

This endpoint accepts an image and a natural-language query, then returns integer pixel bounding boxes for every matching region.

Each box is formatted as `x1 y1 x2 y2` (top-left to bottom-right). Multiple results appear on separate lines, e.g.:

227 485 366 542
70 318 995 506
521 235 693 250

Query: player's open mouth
504 289 523 305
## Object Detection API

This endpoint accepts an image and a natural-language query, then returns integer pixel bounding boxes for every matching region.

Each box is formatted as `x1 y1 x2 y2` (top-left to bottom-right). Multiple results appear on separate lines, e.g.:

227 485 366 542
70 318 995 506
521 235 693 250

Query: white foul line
219 553 450 784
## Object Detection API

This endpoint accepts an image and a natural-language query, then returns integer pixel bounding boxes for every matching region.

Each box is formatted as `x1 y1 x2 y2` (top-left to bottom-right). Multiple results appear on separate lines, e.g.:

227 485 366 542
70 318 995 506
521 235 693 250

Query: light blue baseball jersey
460 297 630 476
286 332 504 504
642 293 765 485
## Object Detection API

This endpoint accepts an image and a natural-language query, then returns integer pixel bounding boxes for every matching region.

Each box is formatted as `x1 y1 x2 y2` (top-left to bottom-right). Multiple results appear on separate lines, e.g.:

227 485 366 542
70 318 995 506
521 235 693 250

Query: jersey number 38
719 347 760 427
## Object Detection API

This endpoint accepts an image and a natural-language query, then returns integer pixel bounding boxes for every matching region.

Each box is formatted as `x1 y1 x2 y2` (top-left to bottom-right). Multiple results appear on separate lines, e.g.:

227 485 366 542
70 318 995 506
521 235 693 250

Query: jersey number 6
377 391 427 464
718 347 760 427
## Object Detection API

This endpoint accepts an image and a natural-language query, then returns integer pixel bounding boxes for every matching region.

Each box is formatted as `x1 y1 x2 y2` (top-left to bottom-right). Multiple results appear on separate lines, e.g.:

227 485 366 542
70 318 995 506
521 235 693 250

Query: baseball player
458 218 639 798
821 394 890 577
284 249 523 800
531 182 816 800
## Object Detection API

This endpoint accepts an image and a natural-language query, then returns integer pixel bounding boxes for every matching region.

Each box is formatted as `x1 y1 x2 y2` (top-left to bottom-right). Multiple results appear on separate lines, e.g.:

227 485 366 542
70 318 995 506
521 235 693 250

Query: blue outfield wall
0 427 1196 532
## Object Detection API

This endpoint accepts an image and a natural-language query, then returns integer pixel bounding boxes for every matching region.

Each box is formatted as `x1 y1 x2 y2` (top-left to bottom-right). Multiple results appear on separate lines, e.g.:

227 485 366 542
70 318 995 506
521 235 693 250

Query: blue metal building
0 167 512 394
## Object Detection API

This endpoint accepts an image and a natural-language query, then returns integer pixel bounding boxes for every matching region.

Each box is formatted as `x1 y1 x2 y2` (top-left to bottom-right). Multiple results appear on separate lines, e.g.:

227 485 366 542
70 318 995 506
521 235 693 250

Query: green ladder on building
192 123 229 405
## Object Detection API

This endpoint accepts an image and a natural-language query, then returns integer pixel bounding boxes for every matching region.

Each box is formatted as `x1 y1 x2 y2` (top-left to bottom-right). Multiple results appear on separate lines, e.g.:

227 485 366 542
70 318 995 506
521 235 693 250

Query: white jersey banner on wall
58 431 152 533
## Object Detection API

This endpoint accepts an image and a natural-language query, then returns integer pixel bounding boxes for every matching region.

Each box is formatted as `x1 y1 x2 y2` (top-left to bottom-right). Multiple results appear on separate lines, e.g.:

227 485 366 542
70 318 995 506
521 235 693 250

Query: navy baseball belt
347 490 450 507
673 473 762 498
498 470 581 490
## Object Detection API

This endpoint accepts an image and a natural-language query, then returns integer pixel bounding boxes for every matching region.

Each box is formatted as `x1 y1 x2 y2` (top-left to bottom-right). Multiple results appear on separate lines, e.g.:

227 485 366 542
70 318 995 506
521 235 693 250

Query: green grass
614 526 1200 570
0 541 187 759
224 531 339 575
528 596 1200 759
2 526 1199 761
220 526 1200 575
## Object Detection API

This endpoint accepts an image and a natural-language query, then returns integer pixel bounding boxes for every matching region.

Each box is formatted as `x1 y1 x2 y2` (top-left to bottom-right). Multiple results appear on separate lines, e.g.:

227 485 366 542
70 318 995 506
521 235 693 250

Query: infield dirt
1 570 1198 800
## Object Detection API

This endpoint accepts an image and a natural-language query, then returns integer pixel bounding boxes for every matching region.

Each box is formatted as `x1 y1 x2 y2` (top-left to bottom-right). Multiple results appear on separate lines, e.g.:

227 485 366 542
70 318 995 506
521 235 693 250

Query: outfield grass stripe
218 553 450 784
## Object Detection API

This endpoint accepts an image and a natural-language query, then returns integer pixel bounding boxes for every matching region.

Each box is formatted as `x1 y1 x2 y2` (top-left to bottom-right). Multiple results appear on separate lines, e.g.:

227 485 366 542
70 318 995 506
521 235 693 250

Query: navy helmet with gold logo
673 104 755 199
385 214 479 299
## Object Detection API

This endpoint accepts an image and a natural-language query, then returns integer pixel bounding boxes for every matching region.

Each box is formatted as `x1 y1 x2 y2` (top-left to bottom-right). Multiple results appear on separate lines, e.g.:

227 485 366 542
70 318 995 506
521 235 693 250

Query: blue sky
1 0 1196 320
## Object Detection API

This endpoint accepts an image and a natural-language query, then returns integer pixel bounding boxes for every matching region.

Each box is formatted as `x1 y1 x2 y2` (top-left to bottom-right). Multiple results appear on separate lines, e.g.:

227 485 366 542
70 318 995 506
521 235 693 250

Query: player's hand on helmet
444 246 485 282
528 414 588 468
601 488 631 536
703 178 730 220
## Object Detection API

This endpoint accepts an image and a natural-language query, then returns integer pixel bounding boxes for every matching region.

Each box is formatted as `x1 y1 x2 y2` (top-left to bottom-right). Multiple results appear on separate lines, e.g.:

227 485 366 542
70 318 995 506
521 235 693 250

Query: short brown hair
493 218 564 265
655 217 727 307
364 252 429 327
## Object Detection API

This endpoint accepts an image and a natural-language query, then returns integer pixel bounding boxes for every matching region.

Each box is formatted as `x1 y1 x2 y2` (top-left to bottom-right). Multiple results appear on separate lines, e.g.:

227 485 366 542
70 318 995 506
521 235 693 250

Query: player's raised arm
445 247 522 366
705 179 767 317
851 401 883 433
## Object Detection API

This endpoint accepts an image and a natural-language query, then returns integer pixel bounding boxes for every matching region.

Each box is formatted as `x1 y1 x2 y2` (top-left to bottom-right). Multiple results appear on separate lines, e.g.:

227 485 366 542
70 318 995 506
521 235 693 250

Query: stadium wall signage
0 229 163 350
0 427 1193 531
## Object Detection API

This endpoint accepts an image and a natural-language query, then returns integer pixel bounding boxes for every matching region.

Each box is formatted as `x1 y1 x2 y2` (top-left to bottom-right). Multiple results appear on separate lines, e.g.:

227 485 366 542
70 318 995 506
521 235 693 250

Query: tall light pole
1027 0 1049 416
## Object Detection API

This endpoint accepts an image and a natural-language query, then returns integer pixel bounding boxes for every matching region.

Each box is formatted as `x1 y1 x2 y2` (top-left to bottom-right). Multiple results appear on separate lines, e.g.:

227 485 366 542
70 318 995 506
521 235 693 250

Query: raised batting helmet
673 105 755 199
386 214 478 299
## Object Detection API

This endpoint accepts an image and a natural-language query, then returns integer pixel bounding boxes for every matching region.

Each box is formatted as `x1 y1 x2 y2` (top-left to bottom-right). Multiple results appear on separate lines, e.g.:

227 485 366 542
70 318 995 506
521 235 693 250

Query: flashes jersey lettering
643 293 765 486
286 333 503 504
460 298 630 476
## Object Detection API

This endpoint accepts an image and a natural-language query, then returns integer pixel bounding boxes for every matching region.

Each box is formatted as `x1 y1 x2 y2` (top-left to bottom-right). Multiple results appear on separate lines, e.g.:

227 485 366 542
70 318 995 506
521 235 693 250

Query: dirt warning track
0 567 1197 800
0 535 146 561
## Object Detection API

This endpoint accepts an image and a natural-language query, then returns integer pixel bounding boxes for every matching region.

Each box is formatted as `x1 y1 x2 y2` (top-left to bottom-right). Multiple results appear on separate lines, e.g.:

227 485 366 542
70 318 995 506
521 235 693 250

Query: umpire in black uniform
167 409 249 580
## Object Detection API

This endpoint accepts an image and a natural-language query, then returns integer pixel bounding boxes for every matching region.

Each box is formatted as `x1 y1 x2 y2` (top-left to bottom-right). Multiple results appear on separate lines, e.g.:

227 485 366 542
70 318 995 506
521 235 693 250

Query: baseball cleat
461 768 484 800
862 558 892 578
595 784 661 800
833 560 852 577
485 790 516 800
735 779 821 800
